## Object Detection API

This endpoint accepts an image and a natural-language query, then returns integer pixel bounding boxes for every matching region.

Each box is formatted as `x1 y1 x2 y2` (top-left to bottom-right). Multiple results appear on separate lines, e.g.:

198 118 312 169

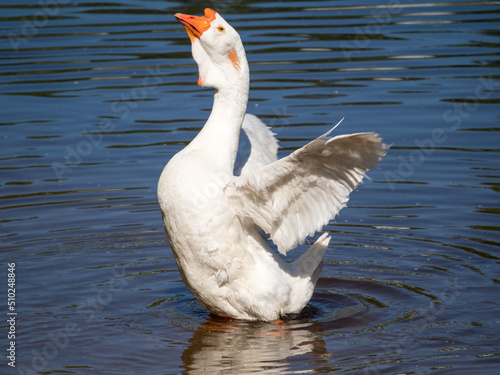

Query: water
1 0 499 373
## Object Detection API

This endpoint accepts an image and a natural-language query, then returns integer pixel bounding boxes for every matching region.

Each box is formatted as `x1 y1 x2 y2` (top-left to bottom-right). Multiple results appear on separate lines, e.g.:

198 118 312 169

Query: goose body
158 9 387 321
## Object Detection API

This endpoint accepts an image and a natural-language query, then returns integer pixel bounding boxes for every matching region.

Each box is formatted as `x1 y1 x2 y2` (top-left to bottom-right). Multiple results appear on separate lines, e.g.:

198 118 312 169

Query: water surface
1 0 499 374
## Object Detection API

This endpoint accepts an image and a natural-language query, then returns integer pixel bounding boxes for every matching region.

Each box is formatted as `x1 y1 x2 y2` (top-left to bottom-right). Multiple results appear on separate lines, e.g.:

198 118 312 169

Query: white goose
158 8 387 321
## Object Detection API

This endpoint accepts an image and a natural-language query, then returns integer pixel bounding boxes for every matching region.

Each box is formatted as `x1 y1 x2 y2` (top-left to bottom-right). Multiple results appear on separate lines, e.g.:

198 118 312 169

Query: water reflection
182 317 327 374
177 276 424 374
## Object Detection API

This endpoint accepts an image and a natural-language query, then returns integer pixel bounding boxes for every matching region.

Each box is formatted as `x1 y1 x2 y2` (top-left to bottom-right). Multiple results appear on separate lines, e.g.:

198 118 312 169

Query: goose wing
225 130 387 254
234 114 279 176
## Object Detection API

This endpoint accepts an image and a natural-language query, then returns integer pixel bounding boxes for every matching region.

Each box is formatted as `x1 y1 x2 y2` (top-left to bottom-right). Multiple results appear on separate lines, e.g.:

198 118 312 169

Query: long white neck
188 47 249 174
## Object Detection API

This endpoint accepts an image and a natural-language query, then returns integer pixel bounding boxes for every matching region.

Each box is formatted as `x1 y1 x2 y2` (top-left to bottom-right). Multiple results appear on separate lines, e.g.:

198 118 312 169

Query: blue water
1 0 499 374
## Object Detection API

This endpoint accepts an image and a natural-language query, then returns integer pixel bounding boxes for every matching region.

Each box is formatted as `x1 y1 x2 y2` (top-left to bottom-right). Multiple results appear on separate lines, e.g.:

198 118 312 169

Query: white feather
234 114 279 176
226 131 387 254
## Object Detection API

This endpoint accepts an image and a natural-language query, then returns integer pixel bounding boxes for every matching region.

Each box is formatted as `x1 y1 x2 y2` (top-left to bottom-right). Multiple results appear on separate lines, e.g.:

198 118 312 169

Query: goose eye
217 26 225 32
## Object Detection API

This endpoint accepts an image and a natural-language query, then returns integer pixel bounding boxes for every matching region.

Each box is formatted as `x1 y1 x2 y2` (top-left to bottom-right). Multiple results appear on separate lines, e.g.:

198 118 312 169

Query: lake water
1 0 499 374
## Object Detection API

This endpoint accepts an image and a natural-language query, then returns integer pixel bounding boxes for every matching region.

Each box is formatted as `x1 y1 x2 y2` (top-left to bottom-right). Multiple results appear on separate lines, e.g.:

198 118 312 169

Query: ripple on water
2 1 500 374
125 272 432 374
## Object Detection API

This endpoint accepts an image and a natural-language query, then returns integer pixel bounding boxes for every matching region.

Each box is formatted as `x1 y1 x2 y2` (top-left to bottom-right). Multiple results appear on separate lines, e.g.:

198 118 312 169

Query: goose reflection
181 314 329 374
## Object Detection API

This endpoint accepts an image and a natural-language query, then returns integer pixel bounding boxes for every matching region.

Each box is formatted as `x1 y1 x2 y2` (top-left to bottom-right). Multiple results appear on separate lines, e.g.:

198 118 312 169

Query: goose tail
292 232 330 285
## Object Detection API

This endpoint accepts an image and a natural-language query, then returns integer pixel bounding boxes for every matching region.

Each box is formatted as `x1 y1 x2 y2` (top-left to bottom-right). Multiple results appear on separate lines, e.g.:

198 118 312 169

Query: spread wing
234 114 279 176
225 130 387 255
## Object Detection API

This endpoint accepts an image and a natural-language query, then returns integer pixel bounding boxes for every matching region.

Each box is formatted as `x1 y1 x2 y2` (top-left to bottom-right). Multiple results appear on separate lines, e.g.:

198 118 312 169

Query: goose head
175 8 249 91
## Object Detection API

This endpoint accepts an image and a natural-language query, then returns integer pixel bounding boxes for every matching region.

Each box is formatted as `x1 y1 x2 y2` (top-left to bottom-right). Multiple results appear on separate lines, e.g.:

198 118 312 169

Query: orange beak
174 8 217 41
